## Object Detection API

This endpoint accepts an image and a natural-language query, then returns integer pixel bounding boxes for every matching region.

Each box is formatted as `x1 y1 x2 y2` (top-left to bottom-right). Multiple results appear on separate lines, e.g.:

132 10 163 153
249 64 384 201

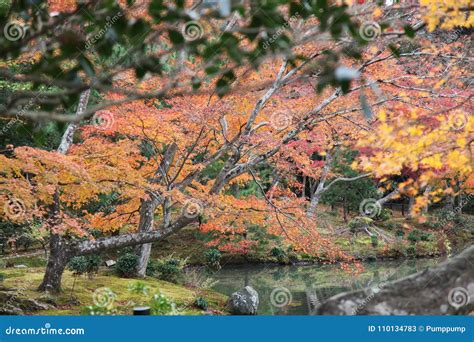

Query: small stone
105 260 116 267
37 294 58 307
14 265 28 269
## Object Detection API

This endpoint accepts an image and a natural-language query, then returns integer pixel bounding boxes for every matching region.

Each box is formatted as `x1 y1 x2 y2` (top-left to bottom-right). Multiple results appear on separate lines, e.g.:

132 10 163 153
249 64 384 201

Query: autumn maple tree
0 1 472 292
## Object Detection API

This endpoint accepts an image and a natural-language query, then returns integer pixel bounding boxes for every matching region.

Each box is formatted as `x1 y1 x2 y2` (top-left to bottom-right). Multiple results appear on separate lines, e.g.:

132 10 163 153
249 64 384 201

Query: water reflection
210 258 442 315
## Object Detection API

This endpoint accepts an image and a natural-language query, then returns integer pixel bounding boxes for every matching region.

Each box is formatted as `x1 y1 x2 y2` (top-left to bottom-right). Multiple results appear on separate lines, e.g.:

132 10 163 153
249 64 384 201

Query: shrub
150 292 176 315
81 304 117 316
194 297 208 310
370 235 379 248
0 273 4 282
128 281 150 295
407 229 432 244
153 255 188 283
146 259 159 277
204 248 222 269
0 259 6 269
182 267 218 289
384 220 403 231
68 255 102 279
115 253 139 278
375 208 392 221
68 256 88 276
348 216 373 232
406 245 417 257
395 229 405 238
416 241 438 256
387 240 407 257
270 246 286 261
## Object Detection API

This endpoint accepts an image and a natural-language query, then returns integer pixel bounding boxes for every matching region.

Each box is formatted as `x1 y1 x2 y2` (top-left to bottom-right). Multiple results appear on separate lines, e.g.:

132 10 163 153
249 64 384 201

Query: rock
0 306 23 315
317 246 474 315
228 286 259 315
37 294 58 307
14 264 28 269
67 296 81 306
105 260 116 267
19 299 51 311
0 290 52 315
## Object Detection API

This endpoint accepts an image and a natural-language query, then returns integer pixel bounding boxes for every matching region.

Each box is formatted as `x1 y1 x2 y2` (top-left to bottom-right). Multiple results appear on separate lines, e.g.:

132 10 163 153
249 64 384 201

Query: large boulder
317 246 474 315
228 286 259 315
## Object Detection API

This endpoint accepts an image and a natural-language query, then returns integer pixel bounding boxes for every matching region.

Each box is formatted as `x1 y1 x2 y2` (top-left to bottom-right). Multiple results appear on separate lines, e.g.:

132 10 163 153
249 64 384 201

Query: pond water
210 258 443 315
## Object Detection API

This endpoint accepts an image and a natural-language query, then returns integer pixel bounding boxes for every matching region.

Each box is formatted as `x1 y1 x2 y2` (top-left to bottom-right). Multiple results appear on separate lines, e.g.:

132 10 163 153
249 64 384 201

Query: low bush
150 292 176 315
395 229 405 238
375 208 392 221
349 216 373 233
270 246 286 261
68 255 102 279
115 253 139 278
406 245 417 258
127 281 150 295
370 235 379 248
204 248 222 269
194 296 209 310
407 229 432 244
153 255 188 283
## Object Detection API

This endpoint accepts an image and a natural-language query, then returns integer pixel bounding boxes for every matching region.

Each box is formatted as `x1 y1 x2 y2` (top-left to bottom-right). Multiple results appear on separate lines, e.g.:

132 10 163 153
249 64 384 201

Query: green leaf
403 25 415 38
388 44 401 58
168 29 184 45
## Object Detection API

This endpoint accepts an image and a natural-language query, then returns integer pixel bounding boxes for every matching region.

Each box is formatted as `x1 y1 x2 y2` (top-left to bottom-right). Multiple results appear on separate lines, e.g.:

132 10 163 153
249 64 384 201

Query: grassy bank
0 267 228 315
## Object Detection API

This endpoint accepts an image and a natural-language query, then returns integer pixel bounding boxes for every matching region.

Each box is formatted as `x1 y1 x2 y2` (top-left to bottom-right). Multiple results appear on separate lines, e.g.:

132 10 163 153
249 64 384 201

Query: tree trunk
135 199 155 277
37 235 71 293
407 196 415 218
38 215 195 292
135 143 177 277
39 89 90 293
422 185 432 215
316 245 474 315
376 188 399 207
307 152 332 218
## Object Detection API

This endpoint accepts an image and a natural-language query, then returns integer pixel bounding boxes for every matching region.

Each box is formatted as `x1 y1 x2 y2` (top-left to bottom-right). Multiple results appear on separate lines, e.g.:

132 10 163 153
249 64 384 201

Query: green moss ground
1 267 228 315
